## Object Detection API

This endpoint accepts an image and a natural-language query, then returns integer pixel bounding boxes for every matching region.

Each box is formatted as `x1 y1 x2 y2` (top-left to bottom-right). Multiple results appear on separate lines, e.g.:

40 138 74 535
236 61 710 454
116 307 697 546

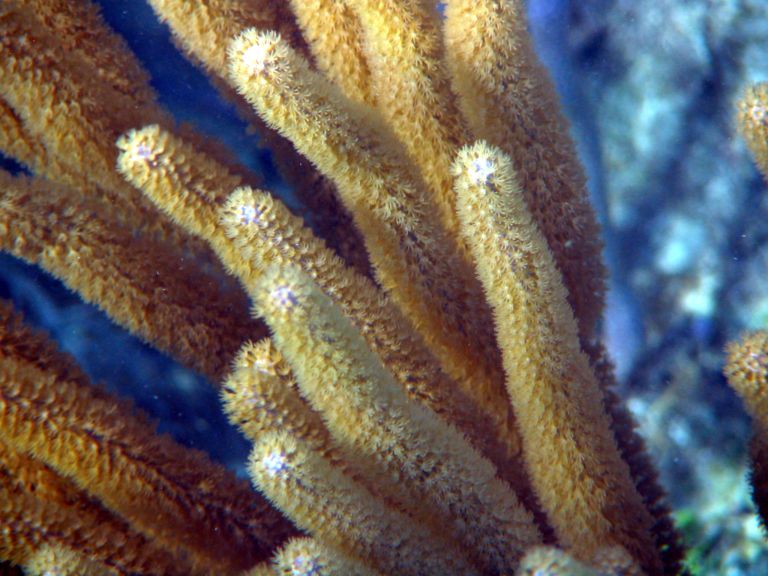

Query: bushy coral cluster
0 0 713 574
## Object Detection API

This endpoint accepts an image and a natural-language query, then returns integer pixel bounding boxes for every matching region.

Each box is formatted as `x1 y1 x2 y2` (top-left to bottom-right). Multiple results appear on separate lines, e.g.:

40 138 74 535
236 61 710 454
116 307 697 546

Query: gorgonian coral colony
0 0 697 574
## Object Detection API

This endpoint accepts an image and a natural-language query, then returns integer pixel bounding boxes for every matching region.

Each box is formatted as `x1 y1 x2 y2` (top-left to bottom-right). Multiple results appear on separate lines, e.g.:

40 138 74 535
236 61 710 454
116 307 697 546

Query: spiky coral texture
0 0 688 574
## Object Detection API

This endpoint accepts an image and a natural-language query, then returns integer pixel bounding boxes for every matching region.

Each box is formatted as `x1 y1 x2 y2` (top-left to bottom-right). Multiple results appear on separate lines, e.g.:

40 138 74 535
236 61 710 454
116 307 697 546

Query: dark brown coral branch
0 301 296 574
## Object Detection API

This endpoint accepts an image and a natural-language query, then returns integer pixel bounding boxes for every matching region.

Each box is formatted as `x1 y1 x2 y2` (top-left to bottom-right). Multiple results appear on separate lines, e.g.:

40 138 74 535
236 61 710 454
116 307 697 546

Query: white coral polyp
241 36 279 76
262 450 289 477
469 156 495 185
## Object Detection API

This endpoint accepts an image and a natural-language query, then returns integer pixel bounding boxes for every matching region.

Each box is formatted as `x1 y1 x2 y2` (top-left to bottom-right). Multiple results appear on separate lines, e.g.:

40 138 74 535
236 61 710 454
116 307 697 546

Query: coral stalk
453 142 660 572
0 440 185 576
443 0 605 337
288 0 373 105
0 301 294 574
221 339 333 453
345 0 470 240
0 170 263 381
118 125 527 491
737 83 768 182
255 265 542 574
724 331 768 527
250 430 479 576
227 29 514 448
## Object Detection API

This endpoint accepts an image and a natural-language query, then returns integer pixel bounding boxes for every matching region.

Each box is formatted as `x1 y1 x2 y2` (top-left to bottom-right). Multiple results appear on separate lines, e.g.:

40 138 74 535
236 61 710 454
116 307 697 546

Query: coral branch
227 29 515 448
737 83 768 183
118 124 527 489
255 265 542 574
443 0 606 338
0 439 185 576
0 170 264 381
221 339 333 453
0 0 684 573
724 330 768 528
0 2 170 239
345 0 470 240
0 301 294 574
250 430 478 576
453 142 660 572
288 0 373 105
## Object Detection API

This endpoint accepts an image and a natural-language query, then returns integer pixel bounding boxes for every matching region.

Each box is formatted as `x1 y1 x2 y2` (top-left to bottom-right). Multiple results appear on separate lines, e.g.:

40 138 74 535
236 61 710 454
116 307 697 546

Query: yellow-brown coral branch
453 142 660 573
250 430 478 576
146 0 301 81
227 30 514 446
25 0 157 107
0 301 293 574
23 545 114 576
586 343 684 575
0 170 264 381
725 331 768 424
345 0 470 240
117 125 527 489
0 439 186 576
255 265 542 574
737 83 768 183
724 330 768 528
517 546 643 576
443 0 606 337
221 339 333 453
0 2 171 240
288 0 374 105
0 300 194 573
220 187 526 471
